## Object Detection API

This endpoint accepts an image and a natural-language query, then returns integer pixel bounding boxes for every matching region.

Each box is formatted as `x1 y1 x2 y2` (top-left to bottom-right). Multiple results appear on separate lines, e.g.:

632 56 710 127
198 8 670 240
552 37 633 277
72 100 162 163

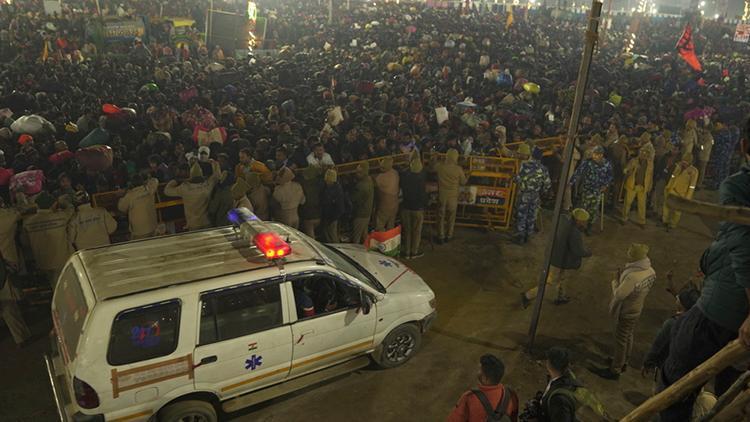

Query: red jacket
447 384 519 422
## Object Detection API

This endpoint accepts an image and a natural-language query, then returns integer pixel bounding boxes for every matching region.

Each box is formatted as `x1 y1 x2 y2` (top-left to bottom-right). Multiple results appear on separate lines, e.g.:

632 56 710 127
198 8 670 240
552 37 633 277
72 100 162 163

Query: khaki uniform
681 126 698 158
68 204 118 250
608 258 656 373
663 164 699 228
233 196 253 211
374 169 399 231
249 186 271 221
622 157 653 225
118 178 159 239
164 177 218 230
23 209 73 285
0 208 21 265
0 278 31 345
351 176 374 244
435 153 467 239
273 181 305 229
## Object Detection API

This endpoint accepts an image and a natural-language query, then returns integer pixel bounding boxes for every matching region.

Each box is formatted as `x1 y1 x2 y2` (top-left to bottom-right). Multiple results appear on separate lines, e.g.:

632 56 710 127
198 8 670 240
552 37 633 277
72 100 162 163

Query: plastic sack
193 126 227 146
9 170 44 196
435 107 449 125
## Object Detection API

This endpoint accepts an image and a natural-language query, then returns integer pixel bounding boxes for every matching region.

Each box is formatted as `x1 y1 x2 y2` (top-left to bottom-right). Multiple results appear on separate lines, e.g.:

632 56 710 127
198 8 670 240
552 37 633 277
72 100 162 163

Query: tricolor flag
676 23 702 72
365 226 401 257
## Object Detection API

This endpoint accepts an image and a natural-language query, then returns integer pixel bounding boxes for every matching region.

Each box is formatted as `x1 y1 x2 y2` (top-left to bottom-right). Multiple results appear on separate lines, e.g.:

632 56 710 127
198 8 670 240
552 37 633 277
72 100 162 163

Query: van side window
199 283 282 345
107 300 181 366
293 274 360 319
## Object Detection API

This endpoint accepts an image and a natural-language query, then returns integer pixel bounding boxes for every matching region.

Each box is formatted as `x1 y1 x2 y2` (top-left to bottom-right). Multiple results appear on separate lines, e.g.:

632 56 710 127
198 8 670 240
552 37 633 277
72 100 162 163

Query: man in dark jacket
522 208 592 307
321 169 346 243
400 154 428 259
658 163 750 422
540 347 577 422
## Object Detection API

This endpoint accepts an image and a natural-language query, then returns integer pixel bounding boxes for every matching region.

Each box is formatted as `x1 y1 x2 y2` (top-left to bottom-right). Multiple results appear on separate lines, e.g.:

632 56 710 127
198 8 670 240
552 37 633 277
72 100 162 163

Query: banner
734 23 750 43
102 19 146 41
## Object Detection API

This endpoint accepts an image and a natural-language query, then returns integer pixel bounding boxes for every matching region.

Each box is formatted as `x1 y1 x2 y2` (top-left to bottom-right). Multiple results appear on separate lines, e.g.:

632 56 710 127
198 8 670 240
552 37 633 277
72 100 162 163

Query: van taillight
73 377 99 409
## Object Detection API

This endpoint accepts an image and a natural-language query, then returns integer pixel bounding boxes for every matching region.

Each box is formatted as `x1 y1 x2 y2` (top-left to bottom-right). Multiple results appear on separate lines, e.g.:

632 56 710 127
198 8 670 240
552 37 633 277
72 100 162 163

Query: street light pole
526 0 602 351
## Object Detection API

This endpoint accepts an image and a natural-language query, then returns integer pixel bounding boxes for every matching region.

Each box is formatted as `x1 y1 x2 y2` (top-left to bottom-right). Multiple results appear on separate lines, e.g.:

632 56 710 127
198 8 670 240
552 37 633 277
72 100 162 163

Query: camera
520 391 544 422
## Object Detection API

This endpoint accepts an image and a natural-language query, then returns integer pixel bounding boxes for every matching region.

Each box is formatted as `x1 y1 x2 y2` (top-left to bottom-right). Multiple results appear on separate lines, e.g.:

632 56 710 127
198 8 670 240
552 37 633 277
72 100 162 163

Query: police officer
435 148 467 243
570 145 612 234
164 161 220 230
0 197 21 267
351 162 374 244
231 178 254 211
374 156 399 231
68 191 117 250
299 166 324 238
247 173 271 221
321 169 345 243
514 145 552 244
621 148 653 227
662 153 699 231
117 174 159 239
22 192 73 287
272 166 305 229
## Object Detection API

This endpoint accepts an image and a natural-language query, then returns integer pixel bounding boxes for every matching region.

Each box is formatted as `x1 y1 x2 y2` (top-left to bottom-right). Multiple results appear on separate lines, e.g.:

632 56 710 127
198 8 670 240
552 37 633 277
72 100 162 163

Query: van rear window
53 266 89 361
108 300 181 366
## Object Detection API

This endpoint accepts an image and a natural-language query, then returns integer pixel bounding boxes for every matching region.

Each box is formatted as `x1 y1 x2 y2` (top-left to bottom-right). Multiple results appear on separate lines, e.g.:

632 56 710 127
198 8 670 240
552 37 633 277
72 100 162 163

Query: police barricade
90 136 564 236
422 152 519 230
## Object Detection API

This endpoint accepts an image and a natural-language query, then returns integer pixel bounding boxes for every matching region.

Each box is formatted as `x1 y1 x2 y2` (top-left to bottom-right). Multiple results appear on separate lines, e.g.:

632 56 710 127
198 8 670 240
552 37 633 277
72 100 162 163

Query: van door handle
198 355 218 366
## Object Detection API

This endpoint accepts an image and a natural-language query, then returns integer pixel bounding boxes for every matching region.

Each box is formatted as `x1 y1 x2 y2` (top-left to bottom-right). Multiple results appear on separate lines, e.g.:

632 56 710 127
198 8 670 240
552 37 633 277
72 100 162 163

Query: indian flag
365 226 401 257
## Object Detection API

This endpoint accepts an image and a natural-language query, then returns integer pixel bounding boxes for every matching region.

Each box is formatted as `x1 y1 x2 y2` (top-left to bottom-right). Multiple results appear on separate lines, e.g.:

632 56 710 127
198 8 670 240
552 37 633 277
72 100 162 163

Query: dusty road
0 203 716 421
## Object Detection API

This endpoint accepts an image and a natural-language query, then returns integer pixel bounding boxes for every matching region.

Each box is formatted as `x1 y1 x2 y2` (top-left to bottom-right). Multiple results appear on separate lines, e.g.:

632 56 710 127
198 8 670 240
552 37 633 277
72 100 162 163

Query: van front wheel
372 323 421 369
159 400 217 422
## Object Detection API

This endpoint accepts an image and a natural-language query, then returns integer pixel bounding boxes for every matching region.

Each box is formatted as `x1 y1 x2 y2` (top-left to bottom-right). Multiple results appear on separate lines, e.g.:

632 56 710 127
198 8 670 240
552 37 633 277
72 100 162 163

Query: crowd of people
0 0 749 420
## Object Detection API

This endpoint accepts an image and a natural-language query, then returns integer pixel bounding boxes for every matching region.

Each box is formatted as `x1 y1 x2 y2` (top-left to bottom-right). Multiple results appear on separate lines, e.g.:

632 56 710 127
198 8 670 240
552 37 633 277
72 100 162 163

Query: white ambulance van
45 209 436 422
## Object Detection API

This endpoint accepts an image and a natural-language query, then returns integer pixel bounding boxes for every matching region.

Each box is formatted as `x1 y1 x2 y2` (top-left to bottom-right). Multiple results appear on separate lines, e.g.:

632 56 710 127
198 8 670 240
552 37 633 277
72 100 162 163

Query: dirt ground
0 193 719 422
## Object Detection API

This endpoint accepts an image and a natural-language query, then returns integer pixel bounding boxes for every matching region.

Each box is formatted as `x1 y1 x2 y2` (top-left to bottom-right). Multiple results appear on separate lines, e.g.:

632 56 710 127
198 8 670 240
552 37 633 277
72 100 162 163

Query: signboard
475 186 509 206
734 23 750 43
103 19 146 41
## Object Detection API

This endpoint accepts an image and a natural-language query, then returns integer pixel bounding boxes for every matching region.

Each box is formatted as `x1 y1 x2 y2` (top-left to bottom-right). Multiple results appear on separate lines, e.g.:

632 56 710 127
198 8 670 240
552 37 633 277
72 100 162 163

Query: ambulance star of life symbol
245 354 263 371
378 259 398 268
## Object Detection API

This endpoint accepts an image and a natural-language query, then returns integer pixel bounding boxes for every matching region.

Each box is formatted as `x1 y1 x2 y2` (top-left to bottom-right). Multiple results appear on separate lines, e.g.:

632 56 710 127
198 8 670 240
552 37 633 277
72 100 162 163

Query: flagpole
526 0 602 351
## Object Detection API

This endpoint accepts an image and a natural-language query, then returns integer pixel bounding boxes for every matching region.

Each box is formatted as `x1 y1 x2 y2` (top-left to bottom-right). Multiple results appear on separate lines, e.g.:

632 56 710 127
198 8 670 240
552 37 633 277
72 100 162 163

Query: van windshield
53 266 89 362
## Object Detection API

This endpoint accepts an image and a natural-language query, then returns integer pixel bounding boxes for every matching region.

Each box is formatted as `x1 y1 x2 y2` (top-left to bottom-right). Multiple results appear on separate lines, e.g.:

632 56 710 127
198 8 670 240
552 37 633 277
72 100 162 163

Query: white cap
198 146 210 155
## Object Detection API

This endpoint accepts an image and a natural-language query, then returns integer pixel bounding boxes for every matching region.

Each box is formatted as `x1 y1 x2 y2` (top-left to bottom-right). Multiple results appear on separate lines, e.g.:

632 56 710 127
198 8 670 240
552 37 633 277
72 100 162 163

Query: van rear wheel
159 400 217 422
372 323 421 368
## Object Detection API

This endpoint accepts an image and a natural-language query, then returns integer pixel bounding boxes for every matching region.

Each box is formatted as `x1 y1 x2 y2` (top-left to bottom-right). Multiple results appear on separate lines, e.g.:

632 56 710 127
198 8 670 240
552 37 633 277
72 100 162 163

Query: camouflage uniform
514 159 551 239
570 158 613 226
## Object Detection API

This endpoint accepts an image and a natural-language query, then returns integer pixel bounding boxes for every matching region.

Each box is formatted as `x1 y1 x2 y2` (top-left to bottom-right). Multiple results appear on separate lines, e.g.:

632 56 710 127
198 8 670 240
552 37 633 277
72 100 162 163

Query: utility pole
329 0 333 24
527 0 602 351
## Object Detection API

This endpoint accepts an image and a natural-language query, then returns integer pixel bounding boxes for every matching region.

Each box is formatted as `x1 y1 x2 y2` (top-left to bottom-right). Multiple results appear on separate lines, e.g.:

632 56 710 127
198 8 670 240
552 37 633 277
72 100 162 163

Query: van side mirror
360 291 373 315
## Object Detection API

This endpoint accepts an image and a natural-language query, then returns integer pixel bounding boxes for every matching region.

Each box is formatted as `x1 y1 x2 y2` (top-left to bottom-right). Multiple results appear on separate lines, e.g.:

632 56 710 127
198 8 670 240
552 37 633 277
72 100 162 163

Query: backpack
547 374 611 421
471 386 514 422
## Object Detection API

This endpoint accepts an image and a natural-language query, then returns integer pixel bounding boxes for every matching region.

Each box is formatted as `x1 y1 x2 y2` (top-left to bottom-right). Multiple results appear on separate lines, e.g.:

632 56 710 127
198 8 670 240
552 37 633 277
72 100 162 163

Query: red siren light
253 232 291 260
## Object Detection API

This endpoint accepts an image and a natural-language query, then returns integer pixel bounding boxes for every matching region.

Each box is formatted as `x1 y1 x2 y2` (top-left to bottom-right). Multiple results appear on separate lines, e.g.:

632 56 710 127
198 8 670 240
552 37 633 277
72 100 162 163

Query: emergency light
227 207 292 260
